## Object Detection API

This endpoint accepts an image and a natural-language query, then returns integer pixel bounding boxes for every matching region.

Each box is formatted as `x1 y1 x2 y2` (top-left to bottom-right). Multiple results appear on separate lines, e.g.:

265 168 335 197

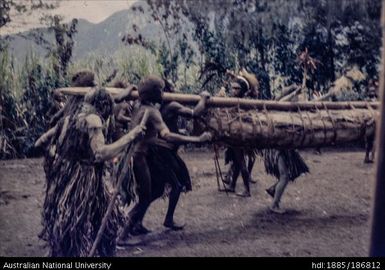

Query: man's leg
236 151 251 197
238 169 251 197
247 154 257 184
270 155 289 213
164 186 185 230
118 154 152 241
223 162 233 185
364 137 374 163
371 147 376 162
224 162 240 192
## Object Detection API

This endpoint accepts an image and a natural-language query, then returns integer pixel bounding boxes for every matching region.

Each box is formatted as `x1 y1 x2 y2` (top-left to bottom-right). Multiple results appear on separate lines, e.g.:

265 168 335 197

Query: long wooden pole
369 0 385 257
56 87 380 111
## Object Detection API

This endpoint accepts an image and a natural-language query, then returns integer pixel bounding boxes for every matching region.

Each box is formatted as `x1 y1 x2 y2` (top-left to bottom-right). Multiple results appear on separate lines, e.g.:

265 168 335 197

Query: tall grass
0 47 24 158
0 46 64 158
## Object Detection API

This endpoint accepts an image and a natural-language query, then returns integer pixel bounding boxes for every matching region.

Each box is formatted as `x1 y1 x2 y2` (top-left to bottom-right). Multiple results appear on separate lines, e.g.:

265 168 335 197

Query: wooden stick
369 0 385 256
275 84 300 100
314 92 333 102
278 87 301 102
56 87 380 111
88 109 150 257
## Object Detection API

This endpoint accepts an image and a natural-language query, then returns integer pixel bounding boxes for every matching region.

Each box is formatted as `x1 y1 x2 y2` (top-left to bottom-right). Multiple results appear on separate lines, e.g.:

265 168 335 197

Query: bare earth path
0 148 374 257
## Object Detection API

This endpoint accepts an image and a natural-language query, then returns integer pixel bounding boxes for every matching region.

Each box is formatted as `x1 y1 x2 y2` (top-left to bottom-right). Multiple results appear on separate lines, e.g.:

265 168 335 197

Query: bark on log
203 107 378 149
56 87 380 111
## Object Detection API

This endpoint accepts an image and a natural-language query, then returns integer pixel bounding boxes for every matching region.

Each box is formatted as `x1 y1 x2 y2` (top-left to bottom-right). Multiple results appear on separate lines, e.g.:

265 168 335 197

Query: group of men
40 66 375 256
218 69 309 214
36 71 212 256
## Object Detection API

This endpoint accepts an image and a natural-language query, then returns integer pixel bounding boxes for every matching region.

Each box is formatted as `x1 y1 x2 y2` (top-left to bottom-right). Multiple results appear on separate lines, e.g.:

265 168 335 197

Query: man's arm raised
88 114 145 162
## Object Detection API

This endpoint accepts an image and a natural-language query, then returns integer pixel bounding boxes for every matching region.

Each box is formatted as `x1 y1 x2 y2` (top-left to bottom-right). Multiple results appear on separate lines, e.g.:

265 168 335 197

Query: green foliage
133 0 381 99
1 14 77 159
44 15 78 84
70 46 162 86
18 51 58 156
0 0 11 28
0 46 25 158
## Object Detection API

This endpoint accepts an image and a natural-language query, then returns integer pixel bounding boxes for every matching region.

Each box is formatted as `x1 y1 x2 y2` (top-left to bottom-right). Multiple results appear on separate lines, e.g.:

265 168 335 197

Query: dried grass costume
263 149 309 181
40 96 119 257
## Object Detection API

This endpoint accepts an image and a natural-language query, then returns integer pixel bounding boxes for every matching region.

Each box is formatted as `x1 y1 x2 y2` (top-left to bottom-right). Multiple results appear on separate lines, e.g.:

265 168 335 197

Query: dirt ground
0 148 375 257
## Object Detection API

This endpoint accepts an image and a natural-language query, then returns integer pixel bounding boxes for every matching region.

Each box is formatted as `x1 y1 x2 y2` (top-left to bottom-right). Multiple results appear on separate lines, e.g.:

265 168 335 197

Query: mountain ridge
5 4 164 64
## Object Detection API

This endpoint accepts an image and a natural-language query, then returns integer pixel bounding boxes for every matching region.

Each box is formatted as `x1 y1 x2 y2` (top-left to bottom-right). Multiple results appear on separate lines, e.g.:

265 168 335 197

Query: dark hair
138 75 165 104
84 88 114 120
163 78 175 93
71 70 96 87
112 80 128 88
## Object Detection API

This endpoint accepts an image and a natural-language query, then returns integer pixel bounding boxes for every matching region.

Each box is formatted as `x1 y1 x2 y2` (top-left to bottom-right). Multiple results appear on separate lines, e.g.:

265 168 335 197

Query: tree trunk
204 107 377 149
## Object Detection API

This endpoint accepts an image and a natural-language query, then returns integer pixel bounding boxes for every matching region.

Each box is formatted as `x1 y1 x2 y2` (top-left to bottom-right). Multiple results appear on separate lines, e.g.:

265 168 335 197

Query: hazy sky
1 0 136 35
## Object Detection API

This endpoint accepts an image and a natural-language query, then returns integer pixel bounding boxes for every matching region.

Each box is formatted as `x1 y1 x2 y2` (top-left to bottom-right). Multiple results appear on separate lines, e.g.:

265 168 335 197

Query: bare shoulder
85 113 103 129
168 101 184 110
162 101 184 114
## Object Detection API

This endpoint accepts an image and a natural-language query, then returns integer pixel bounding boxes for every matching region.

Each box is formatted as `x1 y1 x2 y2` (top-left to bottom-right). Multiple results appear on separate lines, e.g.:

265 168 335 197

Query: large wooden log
56 87 378 149
56 87 380 111
204 107 378 149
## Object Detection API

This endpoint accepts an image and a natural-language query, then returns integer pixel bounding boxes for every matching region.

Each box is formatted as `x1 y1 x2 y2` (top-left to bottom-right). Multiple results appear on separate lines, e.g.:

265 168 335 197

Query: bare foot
130 224 151 236
219 183 235 193
164 221 185 231
117 237 142 247
270 206 286 214
249 177 257 184
116 235 131 247
236 190 251 197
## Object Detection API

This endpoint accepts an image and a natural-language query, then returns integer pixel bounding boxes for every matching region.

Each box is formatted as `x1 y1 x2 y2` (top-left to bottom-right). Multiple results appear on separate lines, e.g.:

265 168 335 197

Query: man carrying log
264 75 310 214
35 87 146 257
154 79 211 230
222 68 259 197
118 75 212 242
